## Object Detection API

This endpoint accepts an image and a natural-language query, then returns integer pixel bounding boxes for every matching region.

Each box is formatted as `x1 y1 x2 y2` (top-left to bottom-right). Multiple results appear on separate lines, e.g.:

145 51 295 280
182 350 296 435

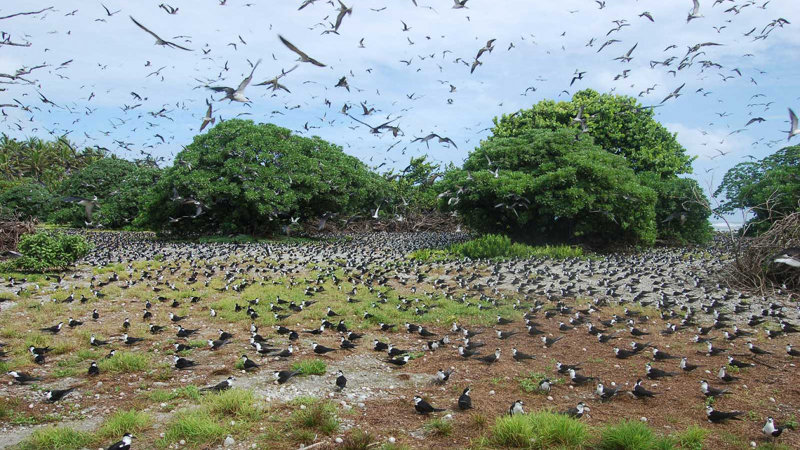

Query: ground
0 231 797 450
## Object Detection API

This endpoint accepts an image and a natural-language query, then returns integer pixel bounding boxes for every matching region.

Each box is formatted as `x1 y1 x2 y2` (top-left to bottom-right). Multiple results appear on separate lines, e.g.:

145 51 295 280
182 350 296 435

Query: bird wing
207 86 234 95
237 59 261 92
130 16 165 43
789 108 798 131
692 0 700 15
166 40 193 51
279 35 326 67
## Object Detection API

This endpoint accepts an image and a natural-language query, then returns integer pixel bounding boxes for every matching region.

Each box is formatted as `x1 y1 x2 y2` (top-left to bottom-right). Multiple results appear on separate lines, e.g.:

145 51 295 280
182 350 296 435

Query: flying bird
278 35 326 67
129 16 192 51
207 59 261 102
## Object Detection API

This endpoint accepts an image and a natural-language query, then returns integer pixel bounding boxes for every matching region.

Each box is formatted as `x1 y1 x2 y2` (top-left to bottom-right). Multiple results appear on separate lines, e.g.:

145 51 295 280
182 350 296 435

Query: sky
1 0 798 223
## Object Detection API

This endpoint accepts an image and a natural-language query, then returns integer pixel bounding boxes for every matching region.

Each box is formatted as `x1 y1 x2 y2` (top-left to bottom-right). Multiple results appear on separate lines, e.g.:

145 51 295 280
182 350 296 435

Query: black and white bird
201 376 234 392
596 383 620 401
509 399 525 416
700 380 729 398
541 336 563 347
312 342 337 354
646 362 676 379
762 417 787 439
774 247 800 267
512 347 535 362
631 379 656 399
122 334 144 345
106 433 134 450
274 370 300 384
679 357 701 372
174 355 197 369
706 405 743 423
476 348 500 364
90 334 108 346
717 366 738 383
414 395 445 414
88 361 100 376
434 368 453 384
569 368 594 385
241 355 259 371
45 387 76 402
458 387 473 410
562 401 588 418
747 341 772 355
786 344 800 357
335 370 347 391
7 370 41 384
386 355 410 366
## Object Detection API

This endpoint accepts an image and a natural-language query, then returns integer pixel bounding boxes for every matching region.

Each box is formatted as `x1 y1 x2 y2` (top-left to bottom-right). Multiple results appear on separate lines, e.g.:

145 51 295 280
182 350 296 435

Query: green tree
0 178 56 220
714 144 800 233
137 119 386 235
491 89 694 177
50 157 161 228
439 128 657 246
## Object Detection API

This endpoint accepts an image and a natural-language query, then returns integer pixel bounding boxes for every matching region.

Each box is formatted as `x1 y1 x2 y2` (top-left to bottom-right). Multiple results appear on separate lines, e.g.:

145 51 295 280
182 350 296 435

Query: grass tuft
598 420 655 450
17 426 92 450
289 398 339 436
424 418 453 437
490 411 588 449
290 359 327 376
97 409 152 440
202 388 262 420
159 409 226 447
340 428 376 450
97 351 150 373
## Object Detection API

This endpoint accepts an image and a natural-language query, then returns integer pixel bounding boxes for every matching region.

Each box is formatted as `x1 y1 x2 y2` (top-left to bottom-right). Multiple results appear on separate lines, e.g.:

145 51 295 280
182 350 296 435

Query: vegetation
159 409 227 447
0 232 92 272
137 119 386 235
715 144 800 234
439 127 658 245
97 409 152 440
288 398 340 436
490 411 588 449
424 418 454 437
441 90 711 246
16 426 92 450
290 358 327 375
96 351 150 373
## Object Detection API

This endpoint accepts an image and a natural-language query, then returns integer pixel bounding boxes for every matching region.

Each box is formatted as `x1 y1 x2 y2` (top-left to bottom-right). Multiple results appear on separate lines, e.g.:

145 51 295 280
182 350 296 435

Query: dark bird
201 376 234 392
174 356 196 369
279 35 326 67
274 370 300 384
700 380 729 398
129 16 192 51
335 370 347 390
88 361 100 376
414 395 445 414
747 341 772 355
241 355 259 371
106 433 134 450
706 405 743 423
631 379 657 399
312 342 337 354
763 417 787 439
512 348 535 362
45 387 76 402
7 371 41 384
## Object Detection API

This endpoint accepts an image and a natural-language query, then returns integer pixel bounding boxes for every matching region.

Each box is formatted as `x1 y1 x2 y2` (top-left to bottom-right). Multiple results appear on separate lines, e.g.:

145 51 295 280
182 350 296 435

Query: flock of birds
0 0 797 178
2 233 799 448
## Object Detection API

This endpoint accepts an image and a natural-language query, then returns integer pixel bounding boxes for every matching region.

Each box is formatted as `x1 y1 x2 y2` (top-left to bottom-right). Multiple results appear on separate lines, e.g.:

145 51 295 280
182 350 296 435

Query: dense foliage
137 120 386 235
1 232 92 272
0 178 56 220
447 90 711 245
439 128 658 246
491 89 694 177
714 144 800 233
50 157 162 228
0 134 106 190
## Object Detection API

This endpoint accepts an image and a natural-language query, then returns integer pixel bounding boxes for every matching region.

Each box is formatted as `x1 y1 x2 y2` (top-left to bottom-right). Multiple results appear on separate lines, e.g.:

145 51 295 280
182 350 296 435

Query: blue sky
1 0 798 222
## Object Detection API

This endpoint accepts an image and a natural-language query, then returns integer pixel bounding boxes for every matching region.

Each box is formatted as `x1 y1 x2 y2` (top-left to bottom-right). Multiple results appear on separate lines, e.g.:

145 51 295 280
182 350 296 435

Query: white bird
207 59 262 102
787 108 799 141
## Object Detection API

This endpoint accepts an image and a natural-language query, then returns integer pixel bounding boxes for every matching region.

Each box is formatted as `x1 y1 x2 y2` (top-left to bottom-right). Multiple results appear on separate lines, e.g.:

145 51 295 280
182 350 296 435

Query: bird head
413 396 422 404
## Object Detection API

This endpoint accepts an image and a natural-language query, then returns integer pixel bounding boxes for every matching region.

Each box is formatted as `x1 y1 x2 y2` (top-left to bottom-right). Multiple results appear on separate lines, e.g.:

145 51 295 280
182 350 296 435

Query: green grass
97 409 152 440
518 372 559 394
490 411 588 449
97 351 151 373
16 426 92 450
288 398 339 435
201 388 262 420
290 359 327 375
159 409 227 447
409 234 585 261
424 418 453 437
146 385 201 403
340 429 376 450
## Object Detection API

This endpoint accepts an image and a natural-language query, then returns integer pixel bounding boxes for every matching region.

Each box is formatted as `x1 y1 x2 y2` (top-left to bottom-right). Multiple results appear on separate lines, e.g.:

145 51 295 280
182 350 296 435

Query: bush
290 359 327 376
17 426 92 450
97 351 150 373
438 128 658 246
0 179 56 220
2 232 92 272
639 173 712 244
490 411 588 449
450 235 584 260
137 119 387 235
598 420 656 450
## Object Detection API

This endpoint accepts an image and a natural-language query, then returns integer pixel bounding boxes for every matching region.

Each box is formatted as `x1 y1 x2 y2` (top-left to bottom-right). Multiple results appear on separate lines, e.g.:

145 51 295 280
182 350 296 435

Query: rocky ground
0 231 798 449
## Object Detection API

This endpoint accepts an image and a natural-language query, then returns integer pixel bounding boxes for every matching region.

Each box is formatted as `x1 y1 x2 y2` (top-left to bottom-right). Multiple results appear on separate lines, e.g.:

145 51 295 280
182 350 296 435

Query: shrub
598 420 655 450
17 426 92 450
490 411 588 449
160 409 226 446
97 351 150 373
202 388 261 420
97 409 152 440
291 359 327 376
4 232 92 272
0 179 56 220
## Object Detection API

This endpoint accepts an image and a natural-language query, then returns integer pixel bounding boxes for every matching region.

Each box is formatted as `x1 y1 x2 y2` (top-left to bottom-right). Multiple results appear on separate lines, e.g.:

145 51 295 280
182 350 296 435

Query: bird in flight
200 99 215 131
129 16 192 51
279 35 325 67
787 108 799 141
207 59 261 102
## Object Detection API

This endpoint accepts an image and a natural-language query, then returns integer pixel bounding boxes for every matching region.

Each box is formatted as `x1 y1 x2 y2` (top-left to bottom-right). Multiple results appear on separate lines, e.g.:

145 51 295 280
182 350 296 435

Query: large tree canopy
137 119 386 235
50 157 162 228
491 89 694 177
439 128 658 246
715 144 800 232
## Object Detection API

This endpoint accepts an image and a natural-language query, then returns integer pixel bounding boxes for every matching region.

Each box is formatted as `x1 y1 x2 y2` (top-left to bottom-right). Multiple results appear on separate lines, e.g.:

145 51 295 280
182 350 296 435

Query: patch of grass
52 367 78 378
0 396 19 420
288 398 339 435
518 371 555 394
490 411 588 449
17 426 92 450
290 359 327 376
424 418 453 437
469 413 489 429
597 420 655 450
410 235 585 261
146 385 201 403
97 351 150 373
670 425 708 450
97 409 152 440
340 428 376 450
202 388 261 420
159 409 226 447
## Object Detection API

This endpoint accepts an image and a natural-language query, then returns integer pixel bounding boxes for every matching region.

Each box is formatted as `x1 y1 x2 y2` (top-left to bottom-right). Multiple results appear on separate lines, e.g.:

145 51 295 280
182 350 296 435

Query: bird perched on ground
596 383 620 401
88 361 99 376
45 387 76 402
569 368 594 385
174 356 196 369
274 370 300 384
434 368 453 385
562 402 588 418
680 357 701 372
335 370 347 391
512 347 535 362
631 379 656 399
201 376 234 392
458 387 472 410
700 380 729 398
312 342 337 354
476 348 500 364
706 405 743 423
509 399 525 415
106 433 134 450
241 355 259 371
748 341 772 355
763 417 788 439
646 362 676 379
7 371 41 384
414 395 445 414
